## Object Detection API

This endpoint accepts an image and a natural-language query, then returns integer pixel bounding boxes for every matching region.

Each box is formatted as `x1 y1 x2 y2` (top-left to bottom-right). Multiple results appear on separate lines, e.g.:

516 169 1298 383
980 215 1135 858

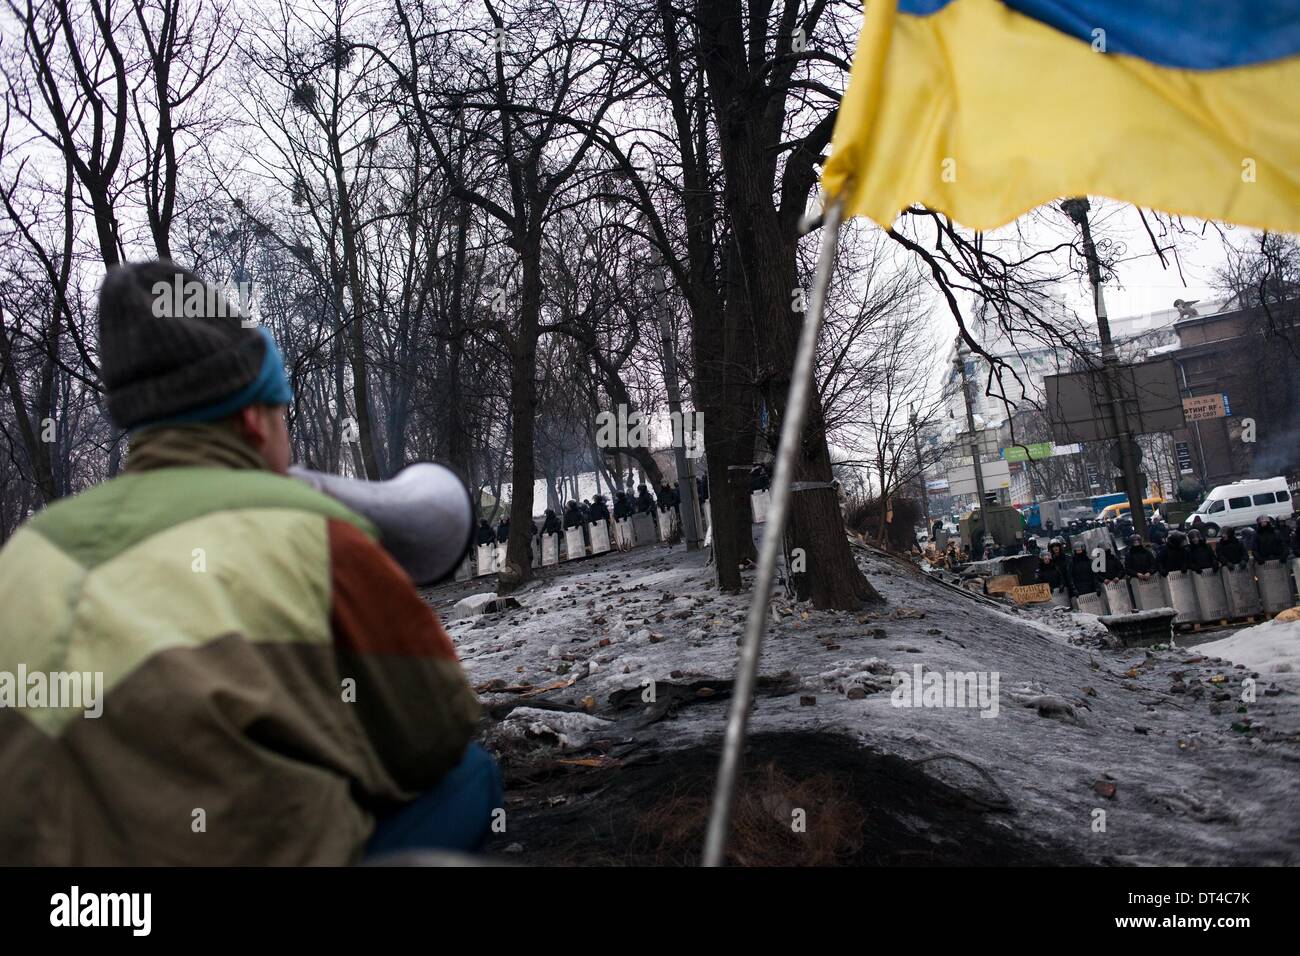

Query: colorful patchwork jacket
0 445 480 865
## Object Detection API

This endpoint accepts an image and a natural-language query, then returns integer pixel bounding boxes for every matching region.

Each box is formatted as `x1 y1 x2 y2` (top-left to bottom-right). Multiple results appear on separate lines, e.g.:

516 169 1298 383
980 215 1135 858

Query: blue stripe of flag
897 0 1300 69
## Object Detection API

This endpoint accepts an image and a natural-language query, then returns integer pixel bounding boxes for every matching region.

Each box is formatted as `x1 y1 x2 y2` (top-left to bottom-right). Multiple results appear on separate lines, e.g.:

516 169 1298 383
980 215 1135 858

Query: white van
1185 477 1294 534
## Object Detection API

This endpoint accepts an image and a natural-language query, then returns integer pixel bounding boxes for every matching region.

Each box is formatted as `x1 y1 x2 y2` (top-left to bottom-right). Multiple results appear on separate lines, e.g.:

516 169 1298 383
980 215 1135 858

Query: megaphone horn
289 462 475 586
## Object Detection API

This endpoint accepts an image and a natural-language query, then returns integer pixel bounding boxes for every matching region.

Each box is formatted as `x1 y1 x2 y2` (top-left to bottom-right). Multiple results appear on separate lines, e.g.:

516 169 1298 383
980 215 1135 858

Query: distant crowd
936 513 1300 602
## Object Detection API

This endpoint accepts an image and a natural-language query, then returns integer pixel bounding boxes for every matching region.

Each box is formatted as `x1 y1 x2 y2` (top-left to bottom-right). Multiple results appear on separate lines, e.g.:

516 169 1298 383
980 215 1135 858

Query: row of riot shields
449 491 767 581
1058 558 1300 623
454 513 676 579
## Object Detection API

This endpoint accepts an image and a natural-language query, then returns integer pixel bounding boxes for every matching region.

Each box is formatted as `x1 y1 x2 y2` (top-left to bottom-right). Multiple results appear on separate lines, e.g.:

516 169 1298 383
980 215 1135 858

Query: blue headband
136 327 293 429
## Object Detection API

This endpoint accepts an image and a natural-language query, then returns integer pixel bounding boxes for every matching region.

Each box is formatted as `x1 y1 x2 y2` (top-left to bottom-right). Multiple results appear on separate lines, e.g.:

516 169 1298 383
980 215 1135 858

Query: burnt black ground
485 730 1091 866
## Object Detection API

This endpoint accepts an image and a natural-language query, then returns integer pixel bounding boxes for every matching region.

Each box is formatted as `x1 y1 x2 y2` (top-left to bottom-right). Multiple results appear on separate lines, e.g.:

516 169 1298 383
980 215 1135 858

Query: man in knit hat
0 260 498 864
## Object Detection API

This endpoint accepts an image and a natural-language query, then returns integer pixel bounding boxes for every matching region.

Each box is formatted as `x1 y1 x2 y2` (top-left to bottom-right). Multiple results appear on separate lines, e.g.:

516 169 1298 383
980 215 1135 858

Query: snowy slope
427 542 1300 865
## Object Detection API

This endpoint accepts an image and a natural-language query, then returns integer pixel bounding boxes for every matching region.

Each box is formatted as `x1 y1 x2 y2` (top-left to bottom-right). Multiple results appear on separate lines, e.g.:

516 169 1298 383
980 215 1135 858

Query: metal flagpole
702 197 845 867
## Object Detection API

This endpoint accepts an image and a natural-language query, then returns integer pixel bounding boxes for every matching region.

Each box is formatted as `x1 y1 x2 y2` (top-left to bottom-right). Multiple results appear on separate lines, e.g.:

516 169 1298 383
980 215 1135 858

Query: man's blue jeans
366 743 503 857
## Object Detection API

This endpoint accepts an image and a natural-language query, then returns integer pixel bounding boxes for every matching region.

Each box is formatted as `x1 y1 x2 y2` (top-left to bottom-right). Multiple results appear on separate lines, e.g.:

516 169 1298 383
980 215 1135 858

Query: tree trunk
699 0 879 608
500 241 543 592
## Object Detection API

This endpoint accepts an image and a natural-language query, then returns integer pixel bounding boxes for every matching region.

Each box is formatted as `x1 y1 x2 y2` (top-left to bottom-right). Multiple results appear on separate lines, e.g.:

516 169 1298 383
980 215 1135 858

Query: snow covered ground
423 539 1300 866
1199 619 1300 691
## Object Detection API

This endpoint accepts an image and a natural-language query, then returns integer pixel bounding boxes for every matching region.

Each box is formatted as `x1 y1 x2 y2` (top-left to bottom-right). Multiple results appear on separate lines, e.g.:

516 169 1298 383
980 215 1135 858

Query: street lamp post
1060 197 1148 539
954 341 989 548
909 403 930 529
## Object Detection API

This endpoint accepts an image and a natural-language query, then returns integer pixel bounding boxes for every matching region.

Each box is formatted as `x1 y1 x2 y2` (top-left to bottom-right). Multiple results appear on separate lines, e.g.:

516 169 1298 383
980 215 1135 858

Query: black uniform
1254 524 1289 562
1187 539 1218 572
635 485 655 514
589 496 610 522
1216 530 1247 567
1101 548 1126 582
1037 554 1067 590
475 520 495 546
495 519 510 543
1046 543 1070 590
562 502 583 530
1070 549 1097 595
1159 539 1189 574
613 493 632 520
541 509 561 535
697 473 710 503
1125 545 1158 576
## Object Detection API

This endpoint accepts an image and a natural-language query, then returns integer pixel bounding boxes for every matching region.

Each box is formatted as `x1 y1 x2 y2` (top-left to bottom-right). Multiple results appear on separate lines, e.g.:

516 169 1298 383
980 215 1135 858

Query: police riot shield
1221 564 1263 618
1131 575 1166 612
476 543 496 577
1075 591 1105 615
1191 568 1229 621
631 512 655 547
1102 578 1133 615
564 526 586 561
590 519 612 555
1166 570 1200 624
1257 560 1294 616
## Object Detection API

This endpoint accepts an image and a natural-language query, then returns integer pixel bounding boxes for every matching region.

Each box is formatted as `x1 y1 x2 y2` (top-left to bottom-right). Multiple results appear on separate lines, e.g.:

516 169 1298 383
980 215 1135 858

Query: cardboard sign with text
1011 583 1053 605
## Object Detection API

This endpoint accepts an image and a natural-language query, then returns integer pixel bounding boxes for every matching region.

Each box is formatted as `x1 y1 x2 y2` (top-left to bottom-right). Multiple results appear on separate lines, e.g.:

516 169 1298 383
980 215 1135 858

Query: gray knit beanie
97 261 269 430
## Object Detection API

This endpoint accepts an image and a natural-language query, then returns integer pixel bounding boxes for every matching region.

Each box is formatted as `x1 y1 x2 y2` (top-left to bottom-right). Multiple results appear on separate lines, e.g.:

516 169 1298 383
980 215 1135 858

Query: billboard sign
946 458 1011 495
1044 359 1185 444
1001 441 1054 462
1182 394 1227 421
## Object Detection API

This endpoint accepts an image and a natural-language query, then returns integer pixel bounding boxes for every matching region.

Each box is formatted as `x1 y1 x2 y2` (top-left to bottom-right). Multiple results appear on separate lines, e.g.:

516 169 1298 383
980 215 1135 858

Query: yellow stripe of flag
821 0 1300 232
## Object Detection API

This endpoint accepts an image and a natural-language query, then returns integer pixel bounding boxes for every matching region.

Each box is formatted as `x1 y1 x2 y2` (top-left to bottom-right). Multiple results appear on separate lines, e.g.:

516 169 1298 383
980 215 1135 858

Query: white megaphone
289 462 475 586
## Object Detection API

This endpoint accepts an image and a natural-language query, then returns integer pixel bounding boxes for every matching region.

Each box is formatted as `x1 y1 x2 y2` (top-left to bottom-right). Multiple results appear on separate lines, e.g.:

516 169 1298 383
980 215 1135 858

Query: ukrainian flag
822 0 1300 232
